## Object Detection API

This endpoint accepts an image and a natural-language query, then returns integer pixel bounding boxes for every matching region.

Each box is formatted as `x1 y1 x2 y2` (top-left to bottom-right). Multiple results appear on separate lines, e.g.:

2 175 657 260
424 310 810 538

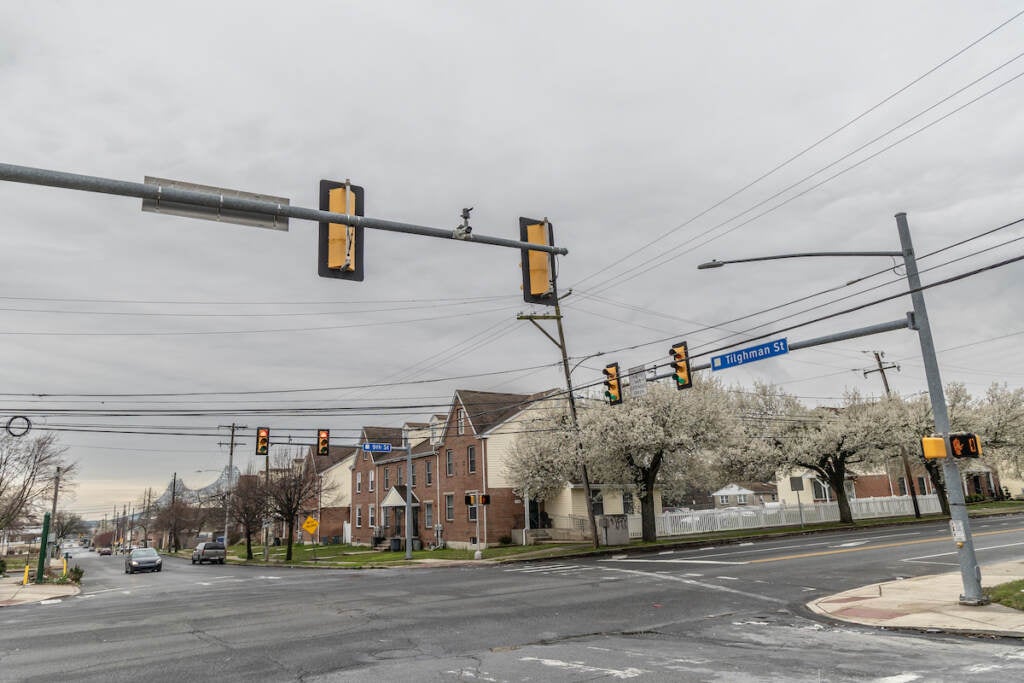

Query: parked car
97 547 113 556
191 541 226 565
125 547 162 574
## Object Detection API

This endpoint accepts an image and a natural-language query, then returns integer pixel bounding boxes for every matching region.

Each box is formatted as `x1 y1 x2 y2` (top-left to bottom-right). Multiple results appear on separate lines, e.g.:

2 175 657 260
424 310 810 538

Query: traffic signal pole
0 163 568 257
895 212 985 605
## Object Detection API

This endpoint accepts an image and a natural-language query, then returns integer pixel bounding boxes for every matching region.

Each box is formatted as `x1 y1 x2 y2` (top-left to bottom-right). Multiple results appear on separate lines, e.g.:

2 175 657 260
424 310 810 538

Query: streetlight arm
697 251 903 269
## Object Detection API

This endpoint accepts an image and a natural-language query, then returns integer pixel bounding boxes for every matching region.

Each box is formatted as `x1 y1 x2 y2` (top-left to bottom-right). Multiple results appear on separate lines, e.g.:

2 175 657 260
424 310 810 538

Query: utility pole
170 472 177 553
863 351 920 518
218 423 245 552
46 466 61 558
263 452 270 561
518 290 600 549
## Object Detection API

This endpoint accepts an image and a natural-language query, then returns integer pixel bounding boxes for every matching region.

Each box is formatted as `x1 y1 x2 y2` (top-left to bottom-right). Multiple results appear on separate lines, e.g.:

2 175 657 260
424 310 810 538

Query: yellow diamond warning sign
302 516 319 535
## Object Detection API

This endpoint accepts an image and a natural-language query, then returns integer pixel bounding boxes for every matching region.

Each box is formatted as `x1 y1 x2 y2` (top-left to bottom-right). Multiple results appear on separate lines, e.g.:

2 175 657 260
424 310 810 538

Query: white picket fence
623 494 942 539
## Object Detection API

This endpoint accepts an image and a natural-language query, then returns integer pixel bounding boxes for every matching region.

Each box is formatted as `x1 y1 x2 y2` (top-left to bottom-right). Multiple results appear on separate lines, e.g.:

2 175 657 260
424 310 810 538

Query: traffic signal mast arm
0 163 568 256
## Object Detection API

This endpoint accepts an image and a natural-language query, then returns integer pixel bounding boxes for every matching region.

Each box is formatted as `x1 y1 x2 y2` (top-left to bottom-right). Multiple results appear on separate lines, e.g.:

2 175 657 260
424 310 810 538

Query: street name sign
362 442 393 453
711 338 788 372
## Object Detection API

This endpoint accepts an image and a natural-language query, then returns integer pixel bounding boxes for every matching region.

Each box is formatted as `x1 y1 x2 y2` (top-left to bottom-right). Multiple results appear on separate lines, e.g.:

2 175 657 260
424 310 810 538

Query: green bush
68 564 84 583
498 535 513 546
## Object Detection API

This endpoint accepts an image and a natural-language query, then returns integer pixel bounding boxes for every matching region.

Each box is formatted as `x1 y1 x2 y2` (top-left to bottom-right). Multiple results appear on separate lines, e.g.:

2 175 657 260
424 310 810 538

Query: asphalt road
2 516 1023 682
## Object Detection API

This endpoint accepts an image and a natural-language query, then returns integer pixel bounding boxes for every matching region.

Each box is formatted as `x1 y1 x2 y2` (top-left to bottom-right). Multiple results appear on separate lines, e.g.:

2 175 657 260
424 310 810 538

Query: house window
355 506 363 528
467 445 476 473
468 492 478 521
426 460 433 485
356 472 362 493
411 464 417 487
844 480 856 500
368 470 375 492
897 477 908 495
591 490 604 516
431 424 439 443
397 467 403 486
382 507 389 528
622 493 635 514
736 494 748 505
445 494 455 521
384 467 390 489
917 476 927 494
719 495 729 505
446 449 454 476
457 408 465 435
424 501 433 528
368 504 375 528
812 479 831 501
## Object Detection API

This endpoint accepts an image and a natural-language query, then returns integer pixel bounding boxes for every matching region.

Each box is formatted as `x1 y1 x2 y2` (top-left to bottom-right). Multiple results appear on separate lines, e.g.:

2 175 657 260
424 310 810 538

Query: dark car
97 547 113 556
125 547 162 574
191 541 226 565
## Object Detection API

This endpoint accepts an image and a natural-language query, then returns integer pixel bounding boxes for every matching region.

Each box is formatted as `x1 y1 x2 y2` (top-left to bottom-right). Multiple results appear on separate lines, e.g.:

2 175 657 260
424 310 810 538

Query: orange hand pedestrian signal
950 433 982 458
317 429 330 456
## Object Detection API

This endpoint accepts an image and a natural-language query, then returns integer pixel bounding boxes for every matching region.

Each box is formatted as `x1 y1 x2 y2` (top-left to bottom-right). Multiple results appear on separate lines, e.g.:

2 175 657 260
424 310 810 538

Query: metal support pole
895 212 986 605
223 423 240 550
404 432 413 560
46 467 60 558
0 163 568 255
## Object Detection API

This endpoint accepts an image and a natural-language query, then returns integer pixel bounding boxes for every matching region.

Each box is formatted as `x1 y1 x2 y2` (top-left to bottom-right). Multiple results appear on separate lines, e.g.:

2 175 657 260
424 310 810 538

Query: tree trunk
244 526 253 560
827 471 854 524
924 460 950 516
285 516 295 561
639 480 657 543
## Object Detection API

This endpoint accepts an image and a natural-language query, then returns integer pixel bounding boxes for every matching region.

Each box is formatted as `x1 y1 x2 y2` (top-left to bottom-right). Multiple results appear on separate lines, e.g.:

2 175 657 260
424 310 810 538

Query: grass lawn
985 579 1024 610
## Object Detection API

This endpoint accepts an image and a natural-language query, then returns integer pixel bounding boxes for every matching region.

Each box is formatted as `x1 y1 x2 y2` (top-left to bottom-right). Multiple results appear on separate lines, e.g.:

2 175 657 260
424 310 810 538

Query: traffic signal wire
581 64 1024 300
570 13 1024 294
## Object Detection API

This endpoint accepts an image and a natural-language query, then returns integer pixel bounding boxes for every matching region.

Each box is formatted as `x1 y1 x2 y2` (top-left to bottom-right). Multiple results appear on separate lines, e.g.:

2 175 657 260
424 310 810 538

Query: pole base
474 550 483 560
958 595 991 606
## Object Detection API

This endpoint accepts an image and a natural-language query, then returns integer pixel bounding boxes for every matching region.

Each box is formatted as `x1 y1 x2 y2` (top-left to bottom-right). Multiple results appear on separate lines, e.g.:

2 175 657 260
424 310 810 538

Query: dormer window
457 408 465 435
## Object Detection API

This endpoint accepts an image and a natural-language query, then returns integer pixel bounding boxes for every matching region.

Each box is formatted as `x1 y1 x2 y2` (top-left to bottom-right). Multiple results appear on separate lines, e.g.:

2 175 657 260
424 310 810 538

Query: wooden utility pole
864 350 920 518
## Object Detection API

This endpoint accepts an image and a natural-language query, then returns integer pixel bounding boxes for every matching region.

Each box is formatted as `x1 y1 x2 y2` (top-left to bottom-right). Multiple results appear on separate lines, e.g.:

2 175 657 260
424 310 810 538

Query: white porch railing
619 494 942 539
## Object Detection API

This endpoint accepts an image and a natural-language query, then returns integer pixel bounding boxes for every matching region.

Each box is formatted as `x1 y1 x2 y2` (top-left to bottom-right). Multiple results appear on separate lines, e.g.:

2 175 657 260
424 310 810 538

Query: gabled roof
362 426 406 447
380 485 420 508
307 445 359 474
712 482 778 497
454 389 551 436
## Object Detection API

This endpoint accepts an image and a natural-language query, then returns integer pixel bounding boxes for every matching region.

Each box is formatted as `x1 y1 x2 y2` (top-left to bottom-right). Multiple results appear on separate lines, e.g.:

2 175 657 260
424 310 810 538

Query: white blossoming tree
581 378 740 542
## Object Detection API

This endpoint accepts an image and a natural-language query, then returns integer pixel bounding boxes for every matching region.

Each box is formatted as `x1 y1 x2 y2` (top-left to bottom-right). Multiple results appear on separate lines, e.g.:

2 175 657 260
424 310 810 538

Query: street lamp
698 212 987 605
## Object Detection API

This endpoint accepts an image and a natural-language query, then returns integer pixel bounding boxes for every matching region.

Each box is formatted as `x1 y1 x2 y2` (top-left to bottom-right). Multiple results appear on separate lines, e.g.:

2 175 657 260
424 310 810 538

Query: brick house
299 445 359 544
348 389 555 549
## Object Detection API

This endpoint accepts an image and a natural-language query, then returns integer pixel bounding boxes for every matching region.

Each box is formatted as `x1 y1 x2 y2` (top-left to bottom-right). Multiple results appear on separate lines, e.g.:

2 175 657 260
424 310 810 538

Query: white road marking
872 674 923 683
520 656 648 679
831 541 869 548
599 567 787 604
902 541 1024 562
599 558 748 565
658 550 675 555
716 576 739 581
40 599 62 605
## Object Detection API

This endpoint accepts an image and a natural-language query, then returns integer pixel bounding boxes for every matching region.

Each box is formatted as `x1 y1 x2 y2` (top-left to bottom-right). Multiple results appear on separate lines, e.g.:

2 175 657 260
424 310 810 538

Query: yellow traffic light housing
670 341 692 390
318 180 365 281
519 217 556 305
603 363 623 405
317 429 330 456
256 427 270 456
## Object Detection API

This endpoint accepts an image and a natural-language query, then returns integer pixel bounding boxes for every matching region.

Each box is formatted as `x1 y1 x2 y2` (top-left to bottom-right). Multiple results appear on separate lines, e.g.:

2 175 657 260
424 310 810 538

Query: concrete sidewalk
809 560 1024 638
0 571 80 608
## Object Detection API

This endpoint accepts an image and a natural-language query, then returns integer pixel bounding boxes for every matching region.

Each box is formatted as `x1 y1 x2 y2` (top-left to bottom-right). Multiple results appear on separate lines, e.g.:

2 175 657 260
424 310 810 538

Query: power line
568 9 1024 291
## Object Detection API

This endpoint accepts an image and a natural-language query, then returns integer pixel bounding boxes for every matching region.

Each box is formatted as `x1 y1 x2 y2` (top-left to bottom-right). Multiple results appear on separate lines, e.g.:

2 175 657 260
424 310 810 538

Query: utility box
596 514 629 546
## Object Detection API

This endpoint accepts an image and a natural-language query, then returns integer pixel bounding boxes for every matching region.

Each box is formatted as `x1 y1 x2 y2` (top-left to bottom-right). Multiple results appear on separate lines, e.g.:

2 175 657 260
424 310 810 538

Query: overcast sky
2 1 1023 519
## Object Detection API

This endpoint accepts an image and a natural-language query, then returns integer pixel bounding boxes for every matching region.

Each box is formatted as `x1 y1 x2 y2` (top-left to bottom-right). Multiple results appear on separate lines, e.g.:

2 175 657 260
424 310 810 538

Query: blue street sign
362 442 393 453
711 338 789 371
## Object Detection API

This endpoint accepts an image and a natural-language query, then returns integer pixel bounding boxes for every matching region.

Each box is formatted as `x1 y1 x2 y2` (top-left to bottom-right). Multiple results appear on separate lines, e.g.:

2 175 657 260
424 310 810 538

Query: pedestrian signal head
317 429 330 456
949 433 982 458
670 341 692 390
465 494 477 506
603 363 623 405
